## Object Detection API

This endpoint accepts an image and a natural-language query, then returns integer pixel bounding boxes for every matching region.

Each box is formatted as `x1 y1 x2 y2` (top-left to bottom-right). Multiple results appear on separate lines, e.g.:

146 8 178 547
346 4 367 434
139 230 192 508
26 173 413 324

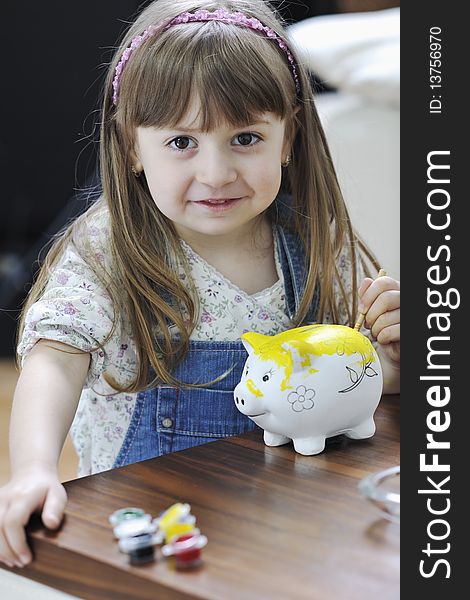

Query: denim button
162 418 173 428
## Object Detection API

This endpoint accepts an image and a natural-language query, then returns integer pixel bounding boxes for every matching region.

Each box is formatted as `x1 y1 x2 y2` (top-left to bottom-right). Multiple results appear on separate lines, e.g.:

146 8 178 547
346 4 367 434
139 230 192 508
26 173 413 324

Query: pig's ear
241 332 268 356
281 342 315 372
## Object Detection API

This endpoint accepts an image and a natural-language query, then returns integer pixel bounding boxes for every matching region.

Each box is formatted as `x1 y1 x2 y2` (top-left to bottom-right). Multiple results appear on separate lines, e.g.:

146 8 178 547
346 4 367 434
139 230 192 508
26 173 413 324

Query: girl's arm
0 340 89 568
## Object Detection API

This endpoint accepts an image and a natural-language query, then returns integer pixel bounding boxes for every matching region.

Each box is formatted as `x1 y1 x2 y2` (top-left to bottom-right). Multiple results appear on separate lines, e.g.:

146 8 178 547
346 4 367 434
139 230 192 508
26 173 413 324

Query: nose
196 147 237 188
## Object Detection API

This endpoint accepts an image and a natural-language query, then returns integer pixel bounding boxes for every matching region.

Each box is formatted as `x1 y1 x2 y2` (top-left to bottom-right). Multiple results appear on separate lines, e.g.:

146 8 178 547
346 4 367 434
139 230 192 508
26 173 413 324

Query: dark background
0 0 399 356
400 1 465 595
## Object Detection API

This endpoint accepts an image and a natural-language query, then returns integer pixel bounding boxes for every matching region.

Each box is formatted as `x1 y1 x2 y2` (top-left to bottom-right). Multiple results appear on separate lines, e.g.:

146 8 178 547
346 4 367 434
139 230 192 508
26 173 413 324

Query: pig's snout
233 383 250 414
234 393 246 408
234 379 265 417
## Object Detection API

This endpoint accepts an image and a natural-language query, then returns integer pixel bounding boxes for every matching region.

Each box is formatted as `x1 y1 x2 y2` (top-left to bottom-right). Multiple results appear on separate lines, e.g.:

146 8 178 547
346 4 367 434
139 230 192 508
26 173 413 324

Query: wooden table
2 395 399 600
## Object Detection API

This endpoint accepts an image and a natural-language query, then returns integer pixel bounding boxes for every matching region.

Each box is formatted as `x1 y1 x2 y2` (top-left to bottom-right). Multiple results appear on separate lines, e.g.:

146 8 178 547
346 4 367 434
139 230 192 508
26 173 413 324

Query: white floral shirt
18 206 363 476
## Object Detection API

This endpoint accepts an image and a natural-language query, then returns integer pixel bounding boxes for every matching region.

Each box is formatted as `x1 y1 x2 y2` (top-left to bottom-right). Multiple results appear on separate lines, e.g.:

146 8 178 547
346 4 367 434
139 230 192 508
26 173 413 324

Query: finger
377 323 400 346
3 499 36 565
364 291 400 330
42 485 67 530
359 276 400 314
368 305 401 338
358 277 374 298
0 502 22 568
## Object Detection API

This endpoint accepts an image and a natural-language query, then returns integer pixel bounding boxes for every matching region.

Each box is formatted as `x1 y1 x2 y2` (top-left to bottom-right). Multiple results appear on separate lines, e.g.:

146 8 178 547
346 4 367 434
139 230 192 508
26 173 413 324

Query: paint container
161 531 208 569
109 507 148 527
119 532 160 566
112 514 158 540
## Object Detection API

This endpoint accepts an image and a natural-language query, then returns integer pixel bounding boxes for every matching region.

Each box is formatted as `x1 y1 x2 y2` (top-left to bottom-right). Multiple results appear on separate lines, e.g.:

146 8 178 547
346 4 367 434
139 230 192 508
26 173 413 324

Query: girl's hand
0 462 66 568
358 275 400 364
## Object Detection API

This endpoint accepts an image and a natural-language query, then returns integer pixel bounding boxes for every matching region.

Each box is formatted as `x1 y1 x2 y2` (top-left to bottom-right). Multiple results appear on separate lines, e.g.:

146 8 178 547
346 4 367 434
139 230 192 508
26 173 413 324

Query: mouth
246 412 267 418
192 197 244 210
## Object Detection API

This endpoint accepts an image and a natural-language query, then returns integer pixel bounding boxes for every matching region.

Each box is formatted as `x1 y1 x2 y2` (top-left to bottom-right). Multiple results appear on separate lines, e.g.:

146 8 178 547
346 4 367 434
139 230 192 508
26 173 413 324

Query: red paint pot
162 531 208 569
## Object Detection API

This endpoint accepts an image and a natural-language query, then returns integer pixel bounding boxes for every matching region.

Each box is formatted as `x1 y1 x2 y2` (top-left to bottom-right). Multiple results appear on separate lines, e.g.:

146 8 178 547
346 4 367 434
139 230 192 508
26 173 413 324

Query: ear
241 332 269 356
280 342 312 372
130 134 143 172
282 105 301 157
280 342 293 355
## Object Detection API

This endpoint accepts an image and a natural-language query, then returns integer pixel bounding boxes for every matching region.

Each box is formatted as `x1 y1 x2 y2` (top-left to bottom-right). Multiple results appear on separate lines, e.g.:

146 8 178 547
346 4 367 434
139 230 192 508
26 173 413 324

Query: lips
195 197 241 204
191 197 244 210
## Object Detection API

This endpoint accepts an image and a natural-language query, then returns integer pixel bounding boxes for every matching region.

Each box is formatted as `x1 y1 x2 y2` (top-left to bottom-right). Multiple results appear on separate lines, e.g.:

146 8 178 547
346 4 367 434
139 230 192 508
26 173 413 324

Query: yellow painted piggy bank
234 325 383 455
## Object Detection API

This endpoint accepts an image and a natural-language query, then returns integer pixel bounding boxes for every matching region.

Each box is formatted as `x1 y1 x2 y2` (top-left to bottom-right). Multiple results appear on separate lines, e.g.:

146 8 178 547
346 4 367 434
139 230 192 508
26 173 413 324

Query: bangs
116 21 296 131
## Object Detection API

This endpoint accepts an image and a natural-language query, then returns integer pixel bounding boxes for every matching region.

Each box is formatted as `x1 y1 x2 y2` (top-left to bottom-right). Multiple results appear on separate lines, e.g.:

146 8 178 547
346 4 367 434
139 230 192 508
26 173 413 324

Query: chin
190 220 246 237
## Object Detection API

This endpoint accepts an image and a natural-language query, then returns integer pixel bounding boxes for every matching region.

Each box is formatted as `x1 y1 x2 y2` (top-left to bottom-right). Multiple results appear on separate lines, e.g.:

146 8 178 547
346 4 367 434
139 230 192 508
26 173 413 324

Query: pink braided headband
112 8 300 105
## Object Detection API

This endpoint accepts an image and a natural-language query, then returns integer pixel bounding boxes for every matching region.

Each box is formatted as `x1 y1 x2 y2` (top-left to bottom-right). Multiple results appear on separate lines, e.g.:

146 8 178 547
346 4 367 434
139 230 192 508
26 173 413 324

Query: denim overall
113 223 320 468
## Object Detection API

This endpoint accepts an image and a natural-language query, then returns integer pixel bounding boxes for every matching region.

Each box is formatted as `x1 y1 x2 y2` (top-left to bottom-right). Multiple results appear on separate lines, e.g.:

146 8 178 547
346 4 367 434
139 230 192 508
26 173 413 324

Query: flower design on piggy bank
287 386 315 412
233 324 383 455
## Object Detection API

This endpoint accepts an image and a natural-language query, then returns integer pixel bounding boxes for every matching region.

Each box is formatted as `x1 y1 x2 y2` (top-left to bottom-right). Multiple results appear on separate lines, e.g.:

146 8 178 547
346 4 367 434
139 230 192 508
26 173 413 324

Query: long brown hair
18 0 379 391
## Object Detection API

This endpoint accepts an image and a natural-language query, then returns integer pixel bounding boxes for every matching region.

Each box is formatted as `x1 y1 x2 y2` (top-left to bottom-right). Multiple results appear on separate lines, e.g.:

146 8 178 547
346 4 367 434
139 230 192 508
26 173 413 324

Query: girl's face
134 101 288 244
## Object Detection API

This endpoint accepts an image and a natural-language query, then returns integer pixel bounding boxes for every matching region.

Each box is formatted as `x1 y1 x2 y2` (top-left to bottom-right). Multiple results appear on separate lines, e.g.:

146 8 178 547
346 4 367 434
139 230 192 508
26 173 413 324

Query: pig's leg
345 417 376 439
264 430 290 447
293 436 326 455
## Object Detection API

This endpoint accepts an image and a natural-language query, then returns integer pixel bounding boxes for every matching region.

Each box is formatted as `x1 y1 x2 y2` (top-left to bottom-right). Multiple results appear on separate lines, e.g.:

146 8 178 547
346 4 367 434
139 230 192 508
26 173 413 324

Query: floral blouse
18 205 364 476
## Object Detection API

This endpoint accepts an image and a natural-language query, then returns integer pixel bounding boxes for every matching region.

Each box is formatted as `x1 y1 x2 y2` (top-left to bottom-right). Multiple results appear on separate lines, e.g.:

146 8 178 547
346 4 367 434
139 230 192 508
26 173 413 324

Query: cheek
144 164 190 211
249 159 282 198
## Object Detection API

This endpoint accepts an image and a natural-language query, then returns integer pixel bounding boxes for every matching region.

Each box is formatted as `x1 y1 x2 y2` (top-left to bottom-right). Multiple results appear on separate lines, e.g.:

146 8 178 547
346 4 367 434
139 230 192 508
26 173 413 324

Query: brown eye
234 132 261 147
174 137 190 150
237 133 253 146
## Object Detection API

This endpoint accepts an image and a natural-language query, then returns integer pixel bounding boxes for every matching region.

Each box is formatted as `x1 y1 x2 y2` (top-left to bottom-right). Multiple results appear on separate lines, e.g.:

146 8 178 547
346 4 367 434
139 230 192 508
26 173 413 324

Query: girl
0 0 400 568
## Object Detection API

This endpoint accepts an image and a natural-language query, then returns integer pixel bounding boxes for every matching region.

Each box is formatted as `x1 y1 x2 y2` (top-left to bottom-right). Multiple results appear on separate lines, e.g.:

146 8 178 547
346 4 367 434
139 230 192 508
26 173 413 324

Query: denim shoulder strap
275 224 320 323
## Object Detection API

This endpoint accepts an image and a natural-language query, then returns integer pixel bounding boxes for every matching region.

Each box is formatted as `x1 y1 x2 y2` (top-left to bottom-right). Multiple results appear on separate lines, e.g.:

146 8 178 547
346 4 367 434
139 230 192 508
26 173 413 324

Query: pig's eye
262 374 270 382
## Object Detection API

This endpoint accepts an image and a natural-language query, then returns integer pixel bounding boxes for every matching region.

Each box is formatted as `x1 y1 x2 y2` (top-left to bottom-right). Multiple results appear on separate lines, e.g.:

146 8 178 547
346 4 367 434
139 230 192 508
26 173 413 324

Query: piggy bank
234 324 383 455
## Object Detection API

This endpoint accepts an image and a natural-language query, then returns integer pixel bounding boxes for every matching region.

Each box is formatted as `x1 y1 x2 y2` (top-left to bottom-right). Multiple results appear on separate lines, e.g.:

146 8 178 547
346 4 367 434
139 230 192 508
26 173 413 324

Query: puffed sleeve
17 211 116 387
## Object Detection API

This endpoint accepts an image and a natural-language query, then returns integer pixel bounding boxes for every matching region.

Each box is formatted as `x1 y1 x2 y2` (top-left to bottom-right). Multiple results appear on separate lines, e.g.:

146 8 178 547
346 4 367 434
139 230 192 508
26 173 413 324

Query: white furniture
0 569 79 600
315 92 399 278
288 8 400 278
